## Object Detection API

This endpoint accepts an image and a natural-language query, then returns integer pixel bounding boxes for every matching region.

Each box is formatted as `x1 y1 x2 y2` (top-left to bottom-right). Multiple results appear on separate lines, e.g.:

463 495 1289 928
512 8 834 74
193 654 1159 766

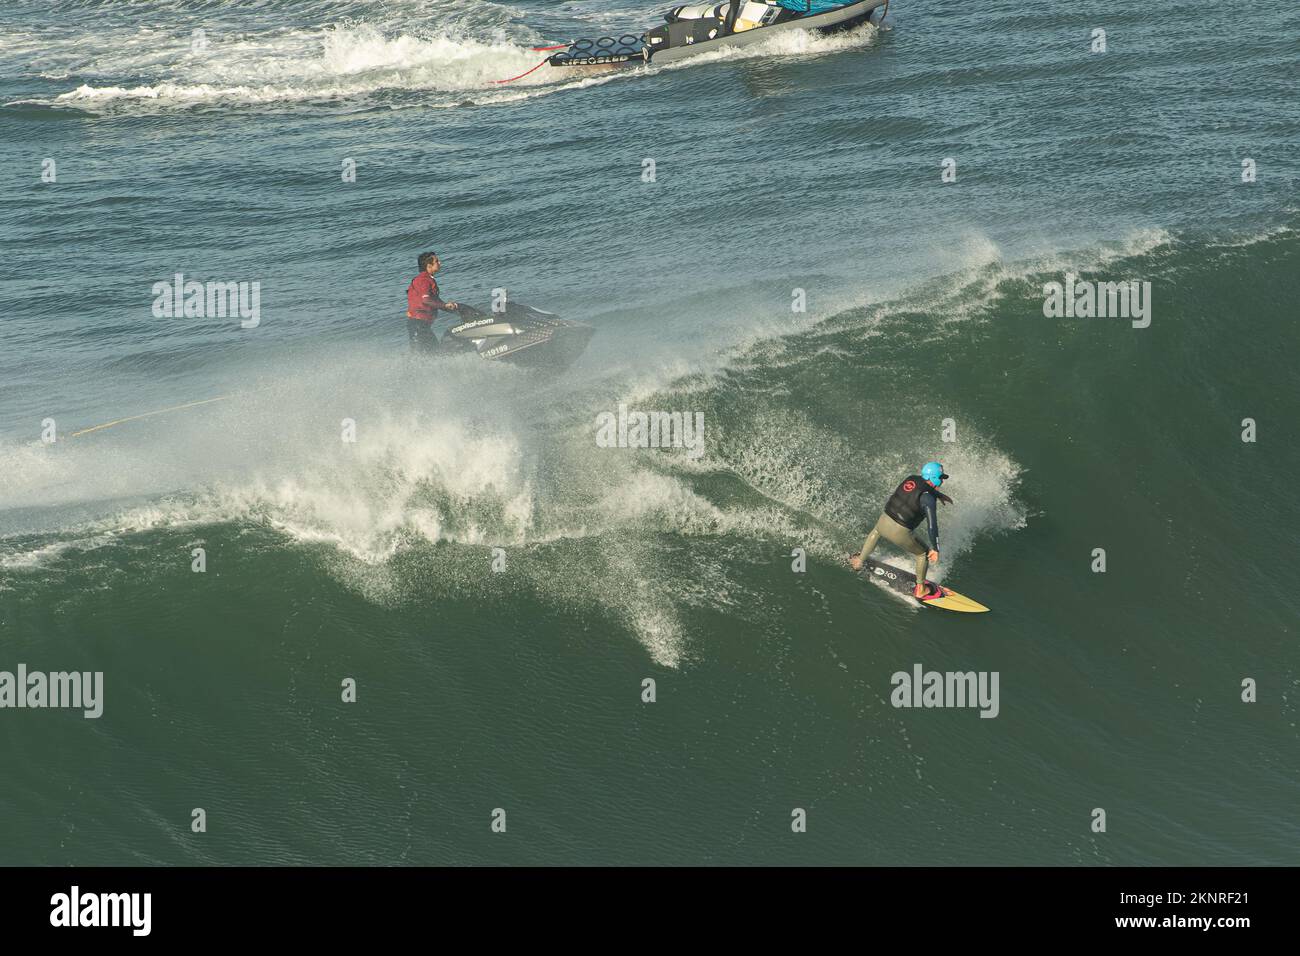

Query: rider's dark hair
417 251 439 270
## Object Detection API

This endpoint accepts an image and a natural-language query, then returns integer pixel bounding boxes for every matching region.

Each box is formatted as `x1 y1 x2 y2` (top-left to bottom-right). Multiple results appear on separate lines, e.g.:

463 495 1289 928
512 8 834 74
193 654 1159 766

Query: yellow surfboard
849 556 990 613
920 586 989 613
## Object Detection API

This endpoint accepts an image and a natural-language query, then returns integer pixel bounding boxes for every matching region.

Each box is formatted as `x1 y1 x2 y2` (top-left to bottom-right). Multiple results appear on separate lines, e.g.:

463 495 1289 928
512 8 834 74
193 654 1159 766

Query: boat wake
4 3 886 114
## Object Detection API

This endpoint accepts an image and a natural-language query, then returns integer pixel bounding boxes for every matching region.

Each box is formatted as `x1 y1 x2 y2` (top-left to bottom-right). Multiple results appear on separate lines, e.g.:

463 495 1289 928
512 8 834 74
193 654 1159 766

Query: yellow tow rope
67 394 237 439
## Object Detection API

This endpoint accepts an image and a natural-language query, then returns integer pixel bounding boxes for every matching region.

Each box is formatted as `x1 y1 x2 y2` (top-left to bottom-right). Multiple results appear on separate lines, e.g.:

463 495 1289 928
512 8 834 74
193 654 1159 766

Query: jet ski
544 0 888 74
435 301 594 371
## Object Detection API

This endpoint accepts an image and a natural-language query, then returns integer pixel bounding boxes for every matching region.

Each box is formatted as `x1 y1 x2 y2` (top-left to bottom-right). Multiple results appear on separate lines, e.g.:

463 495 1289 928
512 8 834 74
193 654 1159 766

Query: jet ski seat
664 1 786 29
664 3 729 21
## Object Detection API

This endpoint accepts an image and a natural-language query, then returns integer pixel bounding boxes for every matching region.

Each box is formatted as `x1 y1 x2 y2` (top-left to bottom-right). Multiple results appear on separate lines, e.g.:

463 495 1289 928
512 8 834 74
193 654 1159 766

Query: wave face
1 0 1298 865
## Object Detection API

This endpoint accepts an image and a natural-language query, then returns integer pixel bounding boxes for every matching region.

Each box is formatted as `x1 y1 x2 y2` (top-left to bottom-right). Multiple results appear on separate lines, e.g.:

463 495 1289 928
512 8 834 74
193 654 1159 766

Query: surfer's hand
928 550 939 564
937 493 953 505
849 554 863 571
446 301 458 310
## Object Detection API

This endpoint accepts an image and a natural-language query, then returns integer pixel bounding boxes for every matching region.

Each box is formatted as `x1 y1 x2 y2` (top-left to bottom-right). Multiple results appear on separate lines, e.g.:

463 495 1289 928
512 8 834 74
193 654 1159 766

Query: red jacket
406 272 448 322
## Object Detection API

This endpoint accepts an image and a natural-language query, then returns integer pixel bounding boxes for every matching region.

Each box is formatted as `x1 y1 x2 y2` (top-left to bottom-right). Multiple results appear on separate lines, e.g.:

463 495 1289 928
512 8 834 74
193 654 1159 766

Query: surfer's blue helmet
922 462 948 487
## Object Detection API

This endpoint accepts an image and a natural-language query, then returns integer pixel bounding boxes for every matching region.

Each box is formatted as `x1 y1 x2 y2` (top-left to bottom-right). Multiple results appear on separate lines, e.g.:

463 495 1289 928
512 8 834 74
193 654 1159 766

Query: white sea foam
0 219 1069 663
8 10 881 113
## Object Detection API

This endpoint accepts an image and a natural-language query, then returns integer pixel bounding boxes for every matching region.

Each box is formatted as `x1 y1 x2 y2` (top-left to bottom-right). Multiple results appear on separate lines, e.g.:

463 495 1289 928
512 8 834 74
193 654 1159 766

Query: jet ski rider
406 251 461 352
850 462 954 600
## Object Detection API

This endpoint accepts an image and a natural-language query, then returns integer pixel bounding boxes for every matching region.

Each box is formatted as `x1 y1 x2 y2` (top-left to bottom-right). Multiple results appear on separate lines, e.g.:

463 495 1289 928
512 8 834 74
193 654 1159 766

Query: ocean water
1 0 1297 865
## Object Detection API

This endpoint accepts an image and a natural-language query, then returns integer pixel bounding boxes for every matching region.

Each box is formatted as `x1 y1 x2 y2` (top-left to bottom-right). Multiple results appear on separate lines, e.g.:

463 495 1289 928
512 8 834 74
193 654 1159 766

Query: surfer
850 462 953 599
406 251 460 352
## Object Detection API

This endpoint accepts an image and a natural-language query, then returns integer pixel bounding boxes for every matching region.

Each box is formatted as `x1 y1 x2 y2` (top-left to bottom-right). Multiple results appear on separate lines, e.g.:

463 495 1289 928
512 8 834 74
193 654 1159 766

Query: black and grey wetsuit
883 475 939 552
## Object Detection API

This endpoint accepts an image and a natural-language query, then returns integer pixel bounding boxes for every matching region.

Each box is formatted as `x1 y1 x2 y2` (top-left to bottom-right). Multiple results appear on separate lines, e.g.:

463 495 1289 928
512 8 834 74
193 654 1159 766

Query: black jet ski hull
546 0 887 73
436 302 594 372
